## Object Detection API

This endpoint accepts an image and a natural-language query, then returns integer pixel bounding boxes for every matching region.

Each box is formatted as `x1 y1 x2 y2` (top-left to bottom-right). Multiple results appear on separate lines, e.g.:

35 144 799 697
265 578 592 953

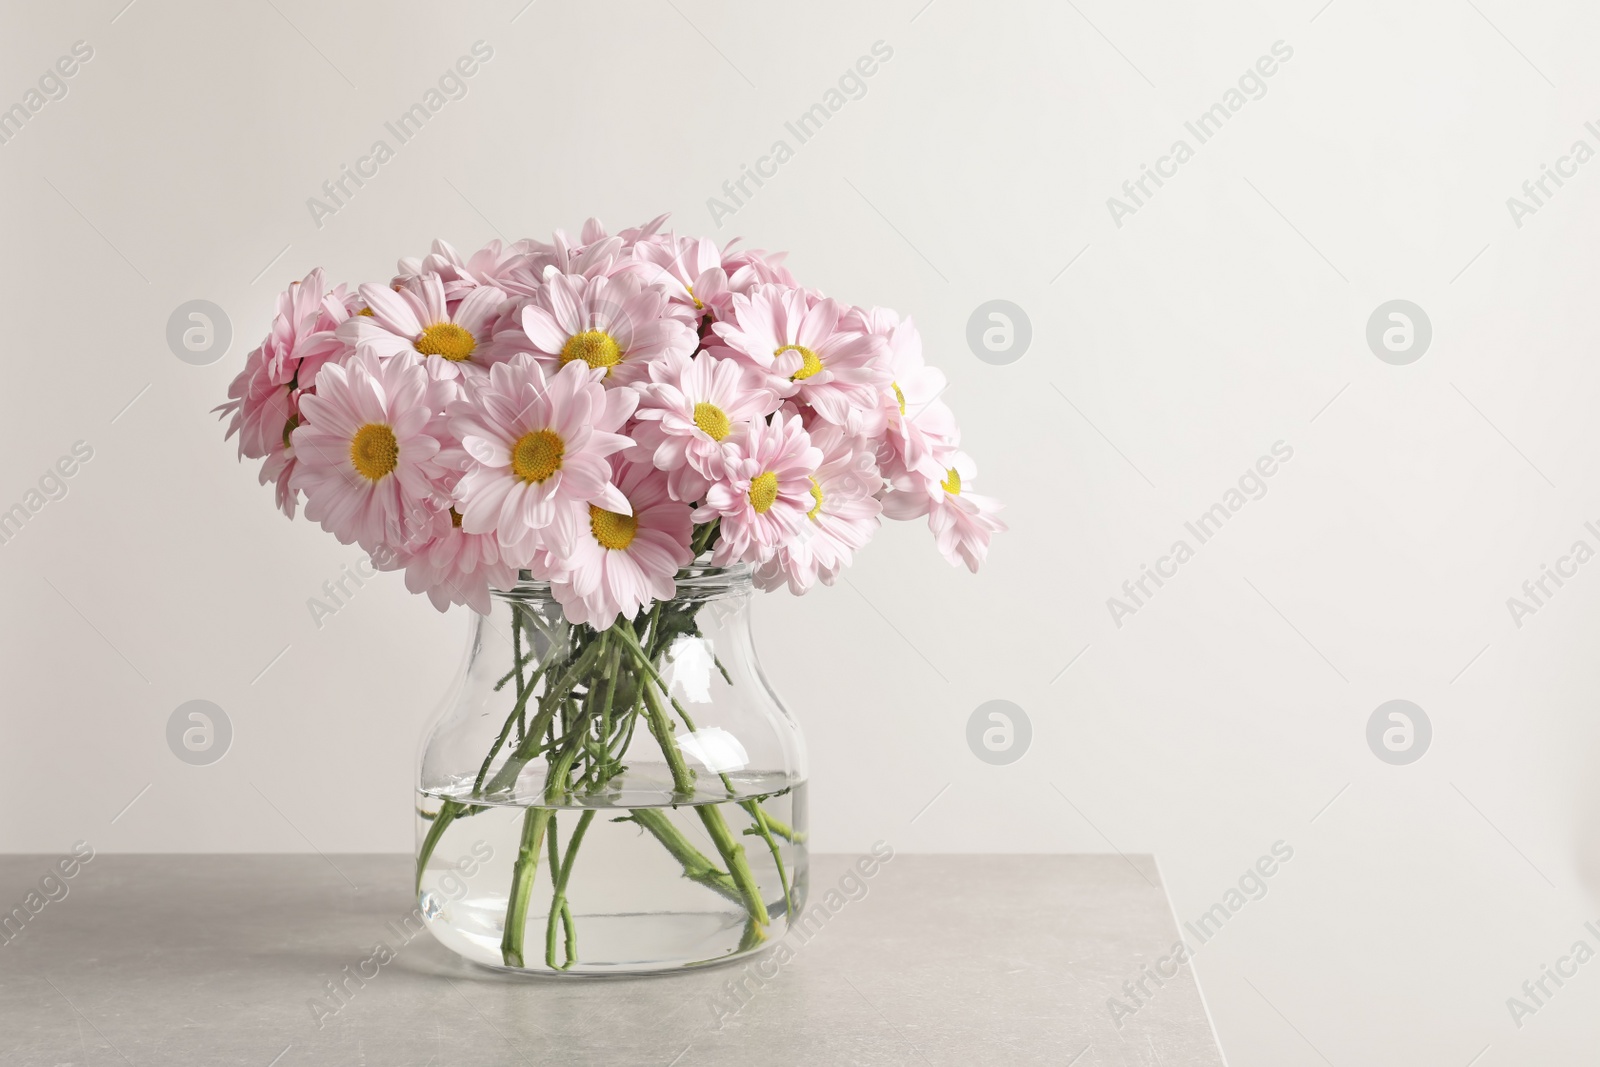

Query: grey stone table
0 854 1224 1066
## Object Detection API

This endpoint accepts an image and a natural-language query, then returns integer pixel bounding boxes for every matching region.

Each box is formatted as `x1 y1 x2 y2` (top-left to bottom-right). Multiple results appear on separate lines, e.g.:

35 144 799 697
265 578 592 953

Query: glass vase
415 565 808 975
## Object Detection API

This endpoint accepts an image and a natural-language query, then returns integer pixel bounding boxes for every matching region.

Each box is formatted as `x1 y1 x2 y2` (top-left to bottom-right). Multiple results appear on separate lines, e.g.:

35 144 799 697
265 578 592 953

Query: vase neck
494 564 753 607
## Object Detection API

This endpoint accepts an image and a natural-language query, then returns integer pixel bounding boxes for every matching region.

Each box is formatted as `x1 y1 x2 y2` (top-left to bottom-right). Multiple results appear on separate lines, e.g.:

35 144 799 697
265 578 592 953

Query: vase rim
495 562 753 599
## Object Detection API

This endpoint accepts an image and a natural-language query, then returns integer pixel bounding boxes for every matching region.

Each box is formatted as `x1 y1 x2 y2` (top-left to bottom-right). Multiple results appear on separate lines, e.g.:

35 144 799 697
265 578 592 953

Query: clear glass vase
415 565 808 975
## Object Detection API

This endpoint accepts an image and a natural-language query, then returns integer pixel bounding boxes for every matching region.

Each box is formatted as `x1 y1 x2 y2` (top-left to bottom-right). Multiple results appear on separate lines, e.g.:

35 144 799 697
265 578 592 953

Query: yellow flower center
807 476 823 520
589 504 637 550
561 329 623 375
942 468 962 495
892 381 906 415
282 414 299 449
693 402 732 441
350 423 399 481
777 344 822 381
686 283 703 310
511 429 564 483
357 307 375 317
415 322 476 362
748 471 779 514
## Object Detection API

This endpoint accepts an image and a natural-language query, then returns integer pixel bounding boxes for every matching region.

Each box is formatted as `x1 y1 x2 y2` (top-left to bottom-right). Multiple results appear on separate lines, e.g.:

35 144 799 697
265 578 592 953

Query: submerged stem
697 802 769 932
741 810 805 844
624 623 769 934
415 798 461 894
500 806 550 968
479 596 792 970
743 799 793 920
624 808 743 903
617 619 792 922
545 809 594 969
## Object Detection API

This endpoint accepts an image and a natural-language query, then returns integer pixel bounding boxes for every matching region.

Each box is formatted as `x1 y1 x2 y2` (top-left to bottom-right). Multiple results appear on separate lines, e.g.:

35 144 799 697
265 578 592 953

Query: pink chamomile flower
883 451 1006 573
754 422 882 594
290 352 454 550
337 273 507 383
512 272 695 387
546 458 694 629
694 413 822 567
632 234 739 319
385 503 525 615
712 285 887 425
721 242 798 289
395 238 528 304
848 307 958 477
217 269 354 516
448 357 637 549
502 215 671 293
632 349 779 503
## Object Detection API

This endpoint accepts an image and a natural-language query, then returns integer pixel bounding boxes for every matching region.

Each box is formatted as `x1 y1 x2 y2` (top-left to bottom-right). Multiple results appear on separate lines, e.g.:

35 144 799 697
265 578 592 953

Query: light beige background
3 0 1599 1062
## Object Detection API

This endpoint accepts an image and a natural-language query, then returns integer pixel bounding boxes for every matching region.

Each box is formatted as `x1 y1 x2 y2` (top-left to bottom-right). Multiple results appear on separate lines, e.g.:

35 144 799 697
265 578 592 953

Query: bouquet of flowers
220 216 1004 969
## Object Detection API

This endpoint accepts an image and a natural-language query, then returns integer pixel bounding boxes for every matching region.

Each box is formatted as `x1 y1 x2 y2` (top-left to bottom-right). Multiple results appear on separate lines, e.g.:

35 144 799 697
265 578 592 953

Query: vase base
456 929 785 980
416 785 806 977
426 908 792 977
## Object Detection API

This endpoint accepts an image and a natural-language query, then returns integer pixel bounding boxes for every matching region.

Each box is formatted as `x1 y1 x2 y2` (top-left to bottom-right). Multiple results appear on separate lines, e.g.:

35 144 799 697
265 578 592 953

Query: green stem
545 809 594 969
742 800 793 920
482 640 604 797
491 598 792 968
625 808 742 904
415 798 461 894
559 898 576 966
502 666 590 967
690 518 720 558
592 643 622 785
512 605 528 740
640 681 697 798
492 626 554 691
543 814 566 968
620 618 792 889
504 711 589 969
620 621 771 932
697 803 769 931
741 810 805 844
500 806 550 967
590 679 644 794
545 813 562 890
472 662 547 798
736 918 767 953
